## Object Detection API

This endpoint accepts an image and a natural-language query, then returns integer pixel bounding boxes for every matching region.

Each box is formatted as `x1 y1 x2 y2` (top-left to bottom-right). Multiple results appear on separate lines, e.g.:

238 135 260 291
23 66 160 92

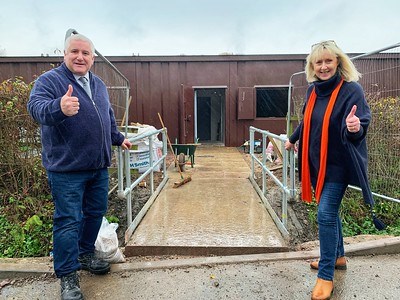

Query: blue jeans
47 168 109 278
317 182 347 281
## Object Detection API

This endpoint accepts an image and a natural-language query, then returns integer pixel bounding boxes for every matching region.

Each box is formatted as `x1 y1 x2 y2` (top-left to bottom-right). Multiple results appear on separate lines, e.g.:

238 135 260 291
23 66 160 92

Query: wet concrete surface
125 145 287 256
2 253 400 299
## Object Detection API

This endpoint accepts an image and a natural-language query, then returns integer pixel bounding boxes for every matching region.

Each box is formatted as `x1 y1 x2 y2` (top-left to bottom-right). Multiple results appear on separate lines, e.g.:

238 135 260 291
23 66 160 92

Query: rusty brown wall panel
0 63 12 80
3 54 397 147
0 55 305 147
139 62 150 123
147 62 162 125
186 61 229 86
0 60 60 82
165 62 180 141
226 62 238 146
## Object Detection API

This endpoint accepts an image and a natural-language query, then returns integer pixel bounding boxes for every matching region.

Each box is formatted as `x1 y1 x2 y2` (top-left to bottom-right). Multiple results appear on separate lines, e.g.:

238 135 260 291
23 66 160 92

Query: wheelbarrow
171 143 200 170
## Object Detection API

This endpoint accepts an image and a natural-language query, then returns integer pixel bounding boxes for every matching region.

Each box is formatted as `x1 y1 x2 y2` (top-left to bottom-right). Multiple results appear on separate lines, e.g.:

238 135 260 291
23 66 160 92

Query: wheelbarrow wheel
178 153 185 172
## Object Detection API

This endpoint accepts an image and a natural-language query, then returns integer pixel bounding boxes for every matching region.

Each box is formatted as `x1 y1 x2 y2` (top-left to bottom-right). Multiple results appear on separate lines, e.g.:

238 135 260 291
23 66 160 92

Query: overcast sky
1 0 399 57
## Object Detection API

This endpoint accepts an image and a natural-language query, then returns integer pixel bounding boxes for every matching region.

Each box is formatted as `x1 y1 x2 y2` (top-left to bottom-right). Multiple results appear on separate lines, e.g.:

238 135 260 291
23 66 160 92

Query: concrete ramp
125 145 288 256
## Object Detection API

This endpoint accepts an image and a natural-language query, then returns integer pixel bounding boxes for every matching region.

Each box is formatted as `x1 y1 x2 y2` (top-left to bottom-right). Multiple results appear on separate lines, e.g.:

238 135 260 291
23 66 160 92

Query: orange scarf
301 79 344 203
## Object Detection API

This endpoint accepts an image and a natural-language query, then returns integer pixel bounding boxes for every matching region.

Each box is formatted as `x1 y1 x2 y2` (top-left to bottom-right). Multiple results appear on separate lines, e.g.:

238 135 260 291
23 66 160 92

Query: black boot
60 271 84 300
78 253 110 275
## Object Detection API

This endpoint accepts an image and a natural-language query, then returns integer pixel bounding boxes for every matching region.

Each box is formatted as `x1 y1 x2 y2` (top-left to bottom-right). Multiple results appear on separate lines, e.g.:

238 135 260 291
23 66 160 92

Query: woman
285 41 371 300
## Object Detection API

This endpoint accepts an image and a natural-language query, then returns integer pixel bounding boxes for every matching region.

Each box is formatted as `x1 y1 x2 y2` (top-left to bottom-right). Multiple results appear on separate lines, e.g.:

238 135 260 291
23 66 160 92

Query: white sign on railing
129 149 162 173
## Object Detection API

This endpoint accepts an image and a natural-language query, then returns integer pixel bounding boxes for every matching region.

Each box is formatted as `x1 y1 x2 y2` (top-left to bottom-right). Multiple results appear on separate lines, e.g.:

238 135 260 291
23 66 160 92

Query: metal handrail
118 127 169 244
249 126 295 239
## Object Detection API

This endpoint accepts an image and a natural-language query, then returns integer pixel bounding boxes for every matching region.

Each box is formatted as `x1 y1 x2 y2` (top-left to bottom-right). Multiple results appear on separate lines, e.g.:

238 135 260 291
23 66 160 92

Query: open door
195 88 225 144
180 85 195 144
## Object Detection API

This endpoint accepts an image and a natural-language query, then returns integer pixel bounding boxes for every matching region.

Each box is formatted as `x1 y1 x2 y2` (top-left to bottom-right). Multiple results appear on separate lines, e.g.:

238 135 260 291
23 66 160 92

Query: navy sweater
28 63 124 172
289 72 373 204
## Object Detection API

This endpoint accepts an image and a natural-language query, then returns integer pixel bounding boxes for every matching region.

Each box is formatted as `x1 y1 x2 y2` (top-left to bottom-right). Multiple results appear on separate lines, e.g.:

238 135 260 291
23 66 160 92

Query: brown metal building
0 54 307 146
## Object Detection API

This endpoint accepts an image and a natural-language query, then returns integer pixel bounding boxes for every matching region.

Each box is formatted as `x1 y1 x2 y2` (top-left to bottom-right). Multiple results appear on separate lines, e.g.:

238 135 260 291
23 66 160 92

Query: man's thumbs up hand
61 85 80 116
346 105 360 133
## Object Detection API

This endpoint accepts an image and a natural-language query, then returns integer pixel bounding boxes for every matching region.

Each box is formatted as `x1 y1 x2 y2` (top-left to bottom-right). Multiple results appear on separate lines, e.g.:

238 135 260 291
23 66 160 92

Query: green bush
305 189 400 238
0 212 53 257
106 215 120 224
0 77 54 258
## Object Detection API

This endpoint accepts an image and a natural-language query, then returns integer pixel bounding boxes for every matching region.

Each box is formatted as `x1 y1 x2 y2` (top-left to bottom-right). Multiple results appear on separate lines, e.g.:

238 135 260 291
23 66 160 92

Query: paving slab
2 251 400 299
1 236 399 279
125 145 288 256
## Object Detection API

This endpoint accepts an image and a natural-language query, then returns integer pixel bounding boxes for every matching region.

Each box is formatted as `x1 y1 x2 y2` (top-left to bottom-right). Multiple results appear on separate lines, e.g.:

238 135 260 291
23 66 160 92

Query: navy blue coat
28 63 124 172
289 72 374 205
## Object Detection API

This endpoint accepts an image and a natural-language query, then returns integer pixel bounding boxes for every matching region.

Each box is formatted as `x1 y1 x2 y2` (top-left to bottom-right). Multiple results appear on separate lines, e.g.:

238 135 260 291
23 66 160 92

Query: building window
256 87 288 118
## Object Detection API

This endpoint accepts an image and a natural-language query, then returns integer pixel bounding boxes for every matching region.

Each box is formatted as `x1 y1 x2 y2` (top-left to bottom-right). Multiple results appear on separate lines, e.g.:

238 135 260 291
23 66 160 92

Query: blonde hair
64 33 95 55
305 41 361 83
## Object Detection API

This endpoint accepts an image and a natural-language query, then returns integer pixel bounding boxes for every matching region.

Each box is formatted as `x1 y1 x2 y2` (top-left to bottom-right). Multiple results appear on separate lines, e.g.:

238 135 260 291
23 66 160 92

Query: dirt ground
106 148 319 252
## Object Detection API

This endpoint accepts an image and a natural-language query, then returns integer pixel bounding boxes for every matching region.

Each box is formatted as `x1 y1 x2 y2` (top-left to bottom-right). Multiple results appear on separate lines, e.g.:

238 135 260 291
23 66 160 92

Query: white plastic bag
95 217 125 263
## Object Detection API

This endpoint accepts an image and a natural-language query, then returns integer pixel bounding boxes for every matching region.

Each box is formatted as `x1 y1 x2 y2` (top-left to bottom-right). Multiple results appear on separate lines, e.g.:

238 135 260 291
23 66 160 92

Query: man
28 33 131 300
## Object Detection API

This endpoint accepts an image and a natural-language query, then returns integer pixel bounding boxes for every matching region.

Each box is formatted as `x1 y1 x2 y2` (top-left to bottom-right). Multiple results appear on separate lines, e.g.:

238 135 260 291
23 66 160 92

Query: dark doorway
195 88 225 143
197 97 211 140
